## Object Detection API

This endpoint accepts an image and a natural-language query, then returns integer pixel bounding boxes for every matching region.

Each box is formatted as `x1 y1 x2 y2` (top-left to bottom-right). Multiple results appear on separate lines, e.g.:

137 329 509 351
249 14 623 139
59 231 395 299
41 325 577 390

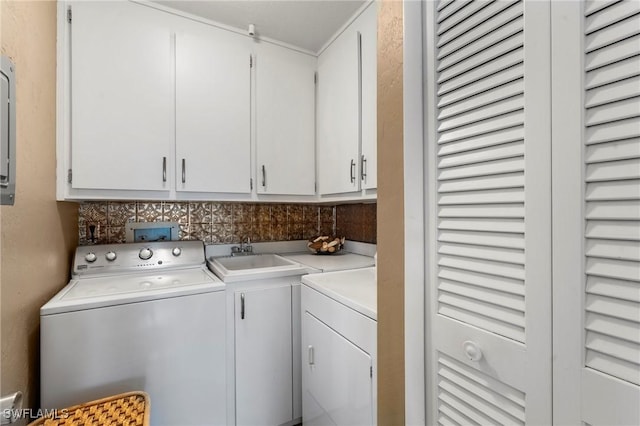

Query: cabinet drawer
301 284 376 355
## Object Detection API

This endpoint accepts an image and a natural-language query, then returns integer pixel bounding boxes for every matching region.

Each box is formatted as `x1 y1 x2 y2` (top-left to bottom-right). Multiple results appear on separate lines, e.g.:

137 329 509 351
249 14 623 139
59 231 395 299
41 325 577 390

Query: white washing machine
40 240 226 426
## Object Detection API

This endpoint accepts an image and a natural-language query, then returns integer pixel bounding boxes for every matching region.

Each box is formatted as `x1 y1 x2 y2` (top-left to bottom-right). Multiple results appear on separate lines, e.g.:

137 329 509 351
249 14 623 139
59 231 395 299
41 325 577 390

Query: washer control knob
139 248 153 260
85 252 97 263
105 251 117 261
172 247 182 257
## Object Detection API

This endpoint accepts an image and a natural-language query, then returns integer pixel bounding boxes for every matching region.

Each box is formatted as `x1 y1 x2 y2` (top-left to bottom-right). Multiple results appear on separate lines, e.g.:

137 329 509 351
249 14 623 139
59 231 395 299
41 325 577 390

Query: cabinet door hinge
249 55 253 68
67 7 72 23
67 169 72 183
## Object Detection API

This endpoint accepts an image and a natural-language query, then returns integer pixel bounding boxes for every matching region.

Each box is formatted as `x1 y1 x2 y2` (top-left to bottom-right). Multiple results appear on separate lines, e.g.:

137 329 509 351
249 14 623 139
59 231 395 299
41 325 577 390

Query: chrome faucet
231 237 253 256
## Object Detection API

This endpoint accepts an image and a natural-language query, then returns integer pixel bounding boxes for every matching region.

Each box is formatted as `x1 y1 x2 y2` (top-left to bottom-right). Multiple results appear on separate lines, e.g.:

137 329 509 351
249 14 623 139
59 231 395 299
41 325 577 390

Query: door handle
350 159 356 183
162 157 167 182
361 155 367 181
240 293 245 320
261 165 266 187
308 345 314 365
463 341 483 362
181 159 186 183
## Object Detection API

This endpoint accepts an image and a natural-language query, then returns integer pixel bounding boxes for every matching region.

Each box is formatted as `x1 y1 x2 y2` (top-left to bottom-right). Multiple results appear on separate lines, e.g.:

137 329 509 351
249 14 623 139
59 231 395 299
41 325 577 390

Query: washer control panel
73 240 204 276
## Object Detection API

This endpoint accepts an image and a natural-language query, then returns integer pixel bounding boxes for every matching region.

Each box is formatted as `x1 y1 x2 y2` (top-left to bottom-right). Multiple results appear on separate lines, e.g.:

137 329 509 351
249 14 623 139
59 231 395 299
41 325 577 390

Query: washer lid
41 267 224 315
63 268 220 300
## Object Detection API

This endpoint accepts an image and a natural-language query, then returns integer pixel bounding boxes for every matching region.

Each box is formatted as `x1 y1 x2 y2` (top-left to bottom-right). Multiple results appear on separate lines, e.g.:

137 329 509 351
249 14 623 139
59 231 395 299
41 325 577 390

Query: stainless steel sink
207 254 309 282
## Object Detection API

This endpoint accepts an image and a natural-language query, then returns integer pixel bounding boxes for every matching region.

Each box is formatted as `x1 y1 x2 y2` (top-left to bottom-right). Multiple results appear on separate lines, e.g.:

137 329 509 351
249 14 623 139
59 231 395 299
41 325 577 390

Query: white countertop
302 267 377 320
282 252 375 272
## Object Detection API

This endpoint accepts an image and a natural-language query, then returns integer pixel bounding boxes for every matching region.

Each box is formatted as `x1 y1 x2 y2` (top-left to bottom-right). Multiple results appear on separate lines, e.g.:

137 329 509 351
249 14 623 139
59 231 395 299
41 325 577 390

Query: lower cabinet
303 312 373 426
301 284 376 425
230 279 301 426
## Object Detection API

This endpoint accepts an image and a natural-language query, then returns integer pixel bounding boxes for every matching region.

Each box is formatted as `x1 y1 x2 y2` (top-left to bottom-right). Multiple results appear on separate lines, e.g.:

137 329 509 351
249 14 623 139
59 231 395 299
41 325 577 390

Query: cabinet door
256 44 316 195
317 24 360 195
425 1 552 424
302 312 373 426
175 24 251 193
70 1 173 191
356 3 377 190
235 285 293 426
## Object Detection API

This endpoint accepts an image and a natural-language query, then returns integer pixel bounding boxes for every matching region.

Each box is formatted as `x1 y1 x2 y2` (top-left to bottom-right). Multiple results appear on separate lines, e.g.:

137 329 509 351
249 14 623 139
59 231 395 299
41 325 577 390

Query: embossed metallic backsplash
78 201 376 245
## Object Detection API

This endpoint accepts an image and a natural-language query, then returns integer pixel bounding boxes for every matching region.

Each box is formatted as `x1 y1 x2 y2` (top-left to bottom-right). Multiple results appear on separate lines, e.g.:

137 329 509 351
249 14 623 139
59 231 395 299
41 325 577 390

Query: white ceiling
154 0 367 53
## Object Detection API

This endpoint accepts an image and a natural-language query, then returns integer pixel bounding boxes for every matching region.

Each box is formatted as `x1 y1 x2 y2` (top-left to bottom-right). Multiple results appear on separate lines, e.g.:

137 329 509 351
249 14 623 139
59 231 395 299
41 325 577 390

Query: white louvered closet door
553 1 640 424
424 1 552 424
582 0 640 418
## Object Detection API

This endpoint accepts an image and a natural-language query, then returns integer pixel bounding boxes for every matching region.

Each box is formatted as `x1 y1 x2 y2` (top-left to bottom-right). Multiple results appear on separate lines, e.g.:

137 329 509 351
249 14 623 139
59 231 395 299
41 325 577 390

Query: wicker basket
28 391 150 426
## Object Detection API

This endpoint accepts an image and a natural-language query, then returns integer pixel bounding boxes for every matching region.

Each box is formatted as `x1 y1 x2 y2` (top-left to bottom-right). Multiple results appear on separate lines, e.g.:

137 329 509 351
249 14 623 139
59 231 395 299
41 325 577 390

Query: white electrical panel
1 55 16 205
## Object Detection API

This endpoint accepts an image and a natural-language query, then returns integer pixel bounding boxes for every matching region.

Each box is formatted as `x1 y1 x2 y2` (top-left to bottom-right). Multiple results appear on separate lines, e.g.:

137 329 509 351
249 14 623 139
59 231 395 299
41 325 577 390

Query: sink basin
216 254 297 270
207 254 310 282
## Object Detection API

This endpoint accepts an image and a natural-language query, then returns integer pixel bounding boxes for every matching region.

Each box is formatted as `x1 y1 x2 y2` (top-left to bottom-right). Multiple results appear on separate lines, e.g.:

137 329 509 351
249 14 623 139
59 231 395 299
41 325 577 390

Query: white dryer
40 240 226 425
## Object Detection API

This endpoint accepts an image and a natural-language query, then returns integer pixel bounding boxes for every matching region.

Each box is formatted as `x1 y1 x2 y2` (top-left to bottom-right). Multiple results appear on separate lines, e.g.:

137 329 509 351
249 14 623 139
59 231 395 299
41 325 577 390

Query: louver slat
438 96 524 132
585 0 620 17
585 138 640 163
586 180 640 201
584 6 640 387
439 229 525 249
439 267 525 296
436 0 527 354
585 0 640 34
439 34 523 83
438 3 523 59
586 17 640 53
438 187 525 205
438 203 525 218
585 77 640 108
439 66 524 109
437 354 526 424
438 17 524 72
585 56 640 89
439 141 524 168
438 50 524 97
438 1 517 45
437 0 473 25
585 34 640 71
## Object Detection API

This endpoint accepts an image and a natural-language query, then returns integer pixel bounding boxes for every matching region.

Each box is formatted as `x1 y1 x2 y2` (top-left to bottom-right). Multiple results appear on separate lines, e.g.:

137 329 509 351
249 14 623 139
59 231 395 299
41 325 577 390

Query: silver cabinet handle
181 158 186 183
361 155 367 181
350 159 356 183
240 293 245 320
261 165 266 187
162 157 167 182
308 345 314 365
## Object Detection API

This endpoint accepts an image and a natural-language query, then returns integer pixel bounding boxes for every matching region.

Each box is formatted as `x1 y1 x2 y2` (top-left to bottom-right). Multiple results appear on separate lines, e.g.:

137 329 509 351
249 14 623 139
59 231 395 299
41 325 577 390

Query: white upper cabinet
255 44 316 195
59 1 376 202
355 4 378 190
175 23 251 193
317 3 377 195
317 20 360 195
70 1 174 192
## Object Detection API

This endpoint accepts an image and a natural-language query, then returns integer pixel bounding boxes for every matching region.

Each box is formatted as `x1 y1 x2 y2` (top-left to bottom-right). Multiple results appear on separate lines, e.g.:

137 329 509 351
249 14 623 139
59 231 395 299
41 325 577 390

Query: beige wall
377 0 405 424
1 0 78 409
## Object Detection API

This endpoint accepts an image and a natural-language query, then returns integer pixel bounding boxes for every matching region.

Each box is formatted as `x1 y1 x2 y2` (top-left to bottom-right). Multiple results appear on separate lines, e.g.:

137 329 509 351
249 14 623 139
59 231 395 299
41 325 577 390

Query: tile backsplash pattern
77 201 374 245
336 204 377 244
